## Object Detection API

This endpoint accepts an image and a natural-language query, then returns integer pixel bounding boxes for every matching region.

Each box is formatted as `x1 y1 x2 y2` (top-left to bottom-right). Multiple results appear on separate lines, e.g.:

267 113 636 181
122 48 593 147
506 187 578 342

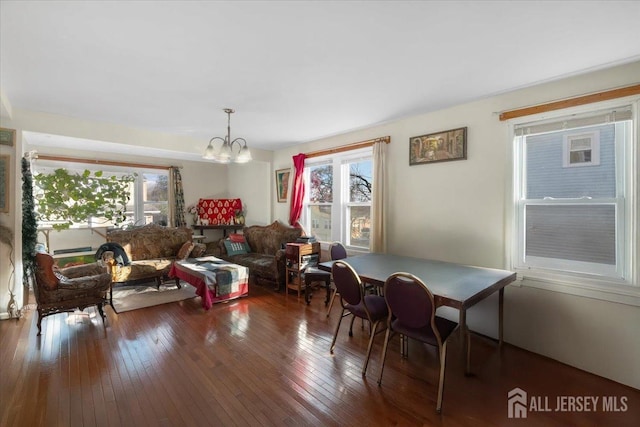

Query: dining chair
377 272 459 413
301 241 345 305
324 242 348 316
329 260 388 376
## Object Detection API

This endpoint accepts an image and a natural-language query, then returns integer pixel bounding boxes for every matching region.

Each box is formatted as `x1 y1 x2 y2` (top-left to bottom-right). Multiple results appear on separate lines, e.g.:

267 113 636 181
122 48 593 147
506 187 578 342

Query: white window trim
303 147 372 250
506 96 640 306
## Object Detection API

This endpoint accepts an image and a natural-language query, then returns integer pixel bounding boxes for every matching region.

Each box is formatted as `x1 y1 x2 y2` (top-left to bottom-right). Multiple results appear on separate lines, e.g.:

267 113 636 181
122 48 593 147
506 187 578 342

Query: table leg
499 287 504 347
459 309 472 375
304 277 311 305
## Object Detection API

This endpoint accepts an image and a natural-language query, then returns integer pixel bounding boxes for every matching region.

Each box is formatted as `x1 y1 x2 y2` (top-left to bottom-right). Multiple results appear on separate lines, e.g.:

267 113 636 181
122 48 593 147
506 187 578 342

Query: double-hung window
511 102 637 293
303 148 373 249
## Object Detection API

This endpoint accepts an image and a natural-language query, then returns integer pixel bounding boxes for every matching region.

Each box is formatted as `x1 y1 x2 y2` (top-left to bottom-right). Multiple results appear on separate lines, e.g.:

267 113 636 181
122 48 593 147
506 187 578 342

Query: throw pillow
190 243 207 258
223 240 250 256
177 241 195 260
228 233 245 243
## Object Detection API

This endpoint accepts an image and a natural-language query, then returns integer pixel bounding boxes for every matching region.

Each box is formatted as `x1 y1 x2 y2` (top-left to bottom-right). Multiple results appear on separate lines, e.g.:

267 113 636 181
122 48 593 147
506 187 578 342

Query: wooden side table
285 242 320 299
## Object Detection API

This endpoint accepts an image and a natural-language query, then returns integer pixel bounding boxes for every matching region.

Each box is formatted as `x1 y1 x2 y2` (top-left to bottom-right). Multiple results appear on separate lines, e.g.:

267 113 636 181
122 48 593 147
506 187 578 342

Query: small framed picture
409 127 467 165
0 128 16 147
275 168 291 203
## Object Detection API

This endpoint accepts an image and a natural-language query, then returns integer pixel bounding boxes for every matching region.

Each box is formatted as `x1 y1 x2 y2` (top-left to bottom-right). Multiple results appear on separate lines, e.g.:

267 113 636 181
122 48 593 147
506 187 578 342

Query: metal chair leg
330 308 347 353
436 342 448 414
377 326 393 385
362 320 380 376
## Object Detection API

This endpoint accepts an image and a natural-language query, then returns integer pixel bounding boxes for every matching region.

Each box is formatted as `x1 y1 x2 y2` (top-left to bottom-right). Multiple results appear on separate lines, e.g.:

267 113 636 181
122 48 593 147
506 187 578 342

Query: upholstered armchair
33 253 112 336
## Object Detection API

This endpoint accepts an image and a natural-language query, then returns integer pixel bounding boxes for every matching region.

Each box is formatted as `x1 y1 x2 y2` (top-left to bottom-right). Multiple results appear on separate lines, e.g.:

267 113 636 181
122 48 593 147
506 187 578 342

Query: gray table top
319 253 516 309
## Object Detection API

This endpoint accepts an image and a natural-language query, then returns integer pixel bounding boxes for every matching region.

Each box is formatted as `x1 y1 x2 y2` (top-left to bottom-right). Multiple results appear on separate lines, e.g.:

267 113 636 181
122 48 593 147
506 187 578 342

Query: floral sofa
105 224 194 285
212 221 303 290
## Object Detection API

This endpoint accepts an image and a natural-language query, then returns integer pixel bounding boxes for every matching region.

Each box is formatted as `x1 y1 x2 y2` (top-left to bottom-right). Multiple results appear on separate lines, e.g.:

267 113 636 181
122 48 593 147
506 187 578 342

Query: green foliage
33 168 136 231
22 157 38 284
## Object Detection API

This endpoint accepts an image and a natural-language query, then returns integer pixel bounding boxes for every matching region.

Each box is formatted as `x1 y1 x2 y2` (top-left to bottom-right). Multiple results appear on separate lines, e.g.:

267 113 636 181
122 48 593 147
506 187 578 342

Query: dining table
318 253 517 374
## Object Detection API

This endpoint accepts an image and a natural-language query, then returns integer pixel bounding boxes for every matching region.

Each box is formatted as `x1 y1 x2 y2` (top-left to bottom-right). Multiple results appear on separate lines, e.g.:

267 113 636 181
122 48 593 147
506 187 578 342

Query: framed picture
0 155 9 213
0 128 16 147
275 168 291 203
409 126 467 165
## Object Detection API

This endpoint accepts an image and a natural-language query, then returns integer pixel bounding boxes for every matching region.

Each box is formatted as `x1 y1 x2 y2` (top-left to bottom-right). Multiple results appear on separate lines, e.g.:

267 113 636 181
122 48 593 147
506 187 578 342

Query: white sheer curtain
370 140 387 253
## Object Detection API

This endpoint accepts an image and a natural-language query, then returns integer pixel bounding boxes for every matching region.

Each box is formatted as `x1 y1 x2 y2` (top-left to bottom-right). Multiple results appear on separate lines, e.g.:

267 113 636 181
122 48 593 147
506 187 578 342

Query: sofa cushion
111 259 173 283
177 241 195 260
191 243 207 258
107 224 193 261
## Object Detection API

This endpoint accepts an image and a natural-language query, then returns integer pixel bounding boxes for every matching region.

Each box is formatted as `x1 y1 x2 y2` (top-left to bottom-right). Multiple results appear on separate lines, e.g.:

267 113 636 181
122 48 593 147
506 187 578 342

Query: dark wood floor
1 283 638 426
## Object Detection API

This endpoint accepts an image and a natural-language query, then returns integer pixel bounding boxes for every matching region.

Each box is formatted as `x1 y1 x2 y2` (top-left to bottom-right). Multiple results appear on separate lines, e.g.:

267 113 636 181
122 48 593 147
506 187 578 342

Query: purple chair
324 242 348 316
377 272 459 413
329 260 388 376
303 242 348 306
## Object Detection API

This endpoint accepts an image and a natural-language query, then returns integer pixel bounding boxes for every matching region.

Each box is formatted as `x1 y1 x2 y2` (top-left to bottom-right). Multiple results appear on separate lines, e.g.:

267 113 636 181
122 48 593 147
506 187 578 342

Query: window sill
513 268 640 307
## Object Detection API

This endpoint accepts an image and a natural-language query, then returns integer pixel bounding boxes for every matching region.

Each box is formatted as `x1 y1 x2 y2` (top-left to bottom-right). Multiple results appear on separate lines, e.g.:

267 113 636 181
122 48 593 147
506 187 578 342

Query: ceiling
1 1 640 156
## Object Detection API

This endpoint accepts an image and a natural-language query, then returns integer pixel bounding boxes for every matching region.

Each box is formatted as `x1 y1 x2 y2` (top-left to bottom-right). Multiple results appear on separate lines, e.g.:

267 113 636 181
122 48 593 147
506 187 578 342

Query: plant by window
33 168 136 230
22 156 38 287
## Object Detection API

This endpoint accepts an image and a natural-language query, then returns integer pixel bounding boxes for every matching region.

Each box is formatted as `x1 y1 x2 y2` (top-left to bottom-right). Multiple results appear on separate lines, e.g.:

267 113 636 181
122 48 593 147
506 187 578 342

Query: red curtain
289 153 306 227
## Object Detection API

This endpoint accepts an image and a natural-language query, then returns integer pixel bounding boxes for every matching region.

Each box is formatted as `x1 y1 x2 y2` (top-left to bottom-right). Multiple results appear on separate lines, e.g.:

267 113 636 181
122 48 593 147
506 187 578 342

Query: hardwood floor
1 283 638 426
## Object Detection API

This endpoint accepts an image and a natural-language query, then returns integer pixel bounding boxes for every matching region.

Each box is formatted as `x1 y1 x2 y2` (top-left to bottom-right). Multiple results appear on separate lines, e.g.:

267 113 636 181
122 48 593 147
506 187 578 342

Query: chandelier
203 108 252 164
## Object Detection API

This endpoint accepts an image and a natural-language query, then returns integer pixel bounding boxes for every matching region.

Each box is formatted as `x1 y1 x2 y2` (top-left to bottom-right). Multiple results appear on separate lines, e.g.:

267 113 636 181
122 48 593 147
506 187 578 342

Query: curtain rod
499 83 640 121
305 136 390 159
35 154 180 170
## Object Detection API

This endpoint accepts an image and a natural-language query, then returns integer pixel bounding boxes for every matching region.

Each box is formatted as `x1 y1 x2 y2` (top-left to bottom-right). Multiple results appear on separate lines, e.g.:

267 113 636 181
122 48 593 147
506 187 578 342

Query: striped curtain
170 167 186 227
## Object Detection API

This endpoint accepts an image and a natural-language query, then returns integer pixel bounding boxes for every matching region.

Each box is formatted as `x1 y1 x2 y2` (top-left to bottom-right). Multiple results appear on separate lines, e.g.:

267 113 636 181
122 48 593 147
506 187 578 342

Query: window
34 161 169 229
303 148 373 249
512 103 636 290
563 131 600 167
130 172 169 226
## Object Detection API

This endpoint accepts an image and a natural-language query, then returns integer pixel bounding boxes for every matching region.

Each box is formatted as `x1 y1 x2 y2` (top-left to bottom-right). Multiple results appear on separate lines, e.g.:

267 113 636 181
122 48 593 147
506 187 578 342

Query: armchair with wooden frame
33 252 111 336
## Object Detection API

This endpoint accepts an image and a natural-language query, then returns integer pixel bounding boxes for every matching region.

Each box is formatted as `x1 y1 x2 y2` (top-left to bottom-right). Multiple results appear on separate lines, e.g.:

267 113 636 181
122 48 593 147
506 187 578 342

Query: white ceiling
1 1 640 154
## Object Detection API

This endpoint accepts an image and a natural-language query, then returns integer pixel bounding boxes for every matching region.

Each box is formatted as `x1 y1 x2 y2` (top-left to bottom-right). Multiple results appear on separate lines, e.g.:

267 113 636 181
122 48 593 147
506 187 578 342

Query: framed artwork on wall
409 126 467 165
275 168 291 203
0 128 16 147
0 155 9 213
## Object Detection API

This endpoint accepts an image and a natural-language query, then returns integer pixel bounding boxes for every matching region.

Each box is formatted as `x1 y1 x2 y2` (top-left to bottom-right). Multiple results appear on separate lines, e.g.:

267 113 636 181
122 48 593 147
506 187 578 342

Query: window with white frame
563 131 600 167
303 148 373 249
34 161 169 229
512 104 635 287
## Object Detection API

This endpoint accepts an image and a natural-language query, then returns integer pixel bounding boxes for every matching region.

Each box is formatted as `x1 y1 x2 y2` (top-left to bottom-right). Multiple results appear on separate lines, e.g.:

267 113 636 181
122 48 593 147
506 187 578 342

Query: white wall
272 61 640 389
228 161 272 226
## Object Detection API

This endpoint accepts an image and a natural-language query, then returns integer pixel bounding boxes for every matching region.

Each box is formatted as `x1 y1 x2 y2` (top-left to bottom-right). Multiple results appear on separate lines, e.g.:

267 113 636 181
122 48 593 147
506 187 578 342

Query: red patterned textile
289 153 306 227
197 198 242 225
